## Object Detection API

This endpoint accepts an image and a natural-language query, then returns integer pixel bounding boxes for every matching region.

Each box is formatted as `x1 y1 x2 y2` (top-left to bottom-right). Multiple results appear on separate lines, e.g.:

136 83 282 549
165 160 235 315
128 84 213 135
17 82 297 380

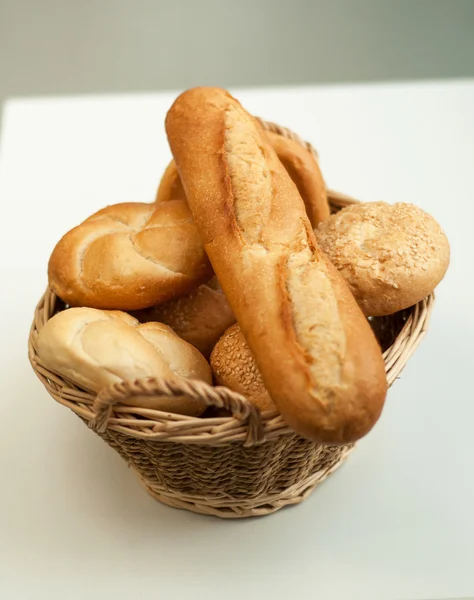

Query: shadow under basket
28 119 435 518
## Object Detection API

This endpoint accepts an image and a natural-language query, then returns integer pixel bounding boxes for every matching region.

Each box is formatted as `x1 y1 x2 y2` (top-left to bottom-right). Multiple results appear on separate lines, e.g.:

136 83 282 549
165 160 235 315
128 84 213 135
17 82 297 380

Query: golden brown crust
156 134 330 227
265 131 330 226
166 87 387 444
48 201 212 310
315 202 450 316
133 276 236 358
155 159 187 202
36 307 212 416
210 324 274 412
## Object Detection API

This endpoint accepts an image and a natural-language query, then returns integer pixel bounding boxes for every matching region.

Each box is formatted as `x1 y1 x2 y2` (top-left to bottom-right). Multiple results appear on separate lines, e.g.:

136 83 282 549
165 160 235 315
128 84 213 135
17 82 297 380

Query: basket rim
28 118 436 446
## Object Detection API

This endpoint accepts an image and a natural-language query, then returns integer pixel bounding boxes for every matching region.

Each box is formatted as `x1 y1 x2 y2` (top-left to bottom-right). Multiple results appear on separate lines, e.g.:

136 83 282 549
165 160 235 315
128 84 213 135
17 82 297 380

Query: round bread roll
210 324 274 412
36 307 212 416
315 201 450 316
48 200 212 310
134 276 236 358
156 133 330 227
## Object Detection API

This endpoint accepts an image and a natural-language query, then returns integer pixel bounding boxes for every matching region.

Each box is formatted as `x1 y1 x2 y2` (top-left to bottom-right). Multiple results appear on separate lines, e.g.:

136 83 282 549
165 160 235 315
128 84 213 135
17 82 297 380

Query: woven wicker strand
28 118 435 518
137 444 354 518
91 378 265 447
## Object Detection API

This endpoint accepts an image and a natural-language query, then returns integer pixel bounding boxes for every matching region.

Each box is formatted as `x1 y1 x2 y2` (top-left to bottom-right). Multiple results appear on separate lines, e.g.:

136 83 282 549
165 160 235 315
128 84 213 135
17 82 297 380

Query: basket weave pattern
28 120 434 518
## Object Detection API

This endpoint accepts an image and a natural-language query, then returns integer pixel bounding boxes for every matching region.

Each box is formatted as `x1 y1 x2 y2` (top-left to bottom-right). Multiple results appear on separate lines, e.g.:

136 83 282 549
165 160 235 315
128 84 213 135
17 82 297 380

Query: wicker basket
28 120 435 518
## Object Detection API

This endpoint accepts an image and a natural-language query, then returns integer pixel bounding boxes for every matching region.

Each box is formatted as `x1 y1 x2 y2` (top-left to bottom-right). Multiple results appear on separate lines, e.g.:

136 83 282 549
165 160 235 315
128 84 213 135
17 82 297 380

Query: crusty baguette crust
166 87 387 444
265 131 330 226
36 307 212 416
156 159 187 203
156 134 330 227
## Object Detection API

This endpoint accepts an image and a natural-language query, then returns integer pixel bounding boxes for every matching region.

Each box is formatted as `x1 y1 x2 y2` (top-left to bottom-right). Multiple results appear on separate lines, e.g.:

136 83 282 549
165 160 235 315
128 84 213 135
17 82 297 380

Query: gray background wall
1 0 474 117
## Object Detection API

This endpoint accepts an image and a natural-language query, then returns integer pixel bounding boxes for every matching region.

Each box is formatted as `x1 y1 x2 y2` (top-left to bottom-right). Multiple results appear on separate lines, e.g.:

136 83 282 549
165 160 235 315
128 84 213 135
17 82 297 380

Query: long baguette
165 87 387 444
156 131 330 227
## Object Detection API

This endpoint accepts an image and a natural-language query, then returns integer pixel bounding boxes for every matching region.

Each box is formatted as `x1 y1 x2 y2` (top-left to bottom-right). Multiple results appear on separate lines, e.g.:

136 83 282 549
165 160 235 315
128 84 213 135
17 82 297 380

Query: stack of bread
37 87 450 445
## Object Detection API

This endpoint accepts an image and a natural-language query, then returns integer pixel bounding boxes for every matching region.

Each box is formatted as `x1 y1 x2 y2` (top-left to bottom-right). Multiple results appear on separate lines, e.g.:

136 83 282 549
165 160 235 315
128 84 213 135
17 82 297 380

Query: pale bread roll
134 277 236 358
315 202 450 316
48 200 212 310
156 133 330 227
36 307 212 416
210 324 273 412
166 87 387 444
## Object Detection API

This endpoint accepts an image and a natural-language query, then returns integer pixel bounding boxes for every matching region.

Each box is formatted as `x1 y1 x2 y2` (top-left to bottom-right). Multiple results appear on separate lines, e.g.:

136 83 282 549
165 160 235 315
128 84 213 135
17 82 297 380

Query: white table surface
0 80 473 600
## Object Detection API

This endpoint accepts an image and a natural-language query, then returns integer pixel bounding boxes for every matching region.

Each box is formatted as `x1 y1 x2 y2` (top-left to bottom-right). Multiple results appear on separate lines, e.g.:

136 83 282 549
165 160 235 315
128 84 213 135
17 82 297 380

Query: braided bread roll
166 87 387 444
156 131 330 227
36 307 212 416
48 200 212 310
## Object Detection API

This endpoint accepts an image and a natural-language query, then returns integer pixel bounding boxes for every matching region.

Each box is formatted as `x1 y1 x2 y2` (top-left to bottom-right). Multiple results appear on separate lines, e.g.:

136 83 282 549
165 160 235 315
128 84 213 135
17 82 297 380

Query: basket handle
89 377 265 446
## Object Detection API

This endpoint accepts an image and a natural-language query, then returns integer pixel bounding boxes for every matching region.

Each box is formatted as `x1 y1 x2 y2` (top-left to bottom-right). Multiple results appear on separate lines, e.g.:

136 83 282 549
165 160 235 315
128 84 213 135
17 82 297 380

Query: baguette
155 159 187 203
156 133 330 227
265 131 330 226
166 87 387 444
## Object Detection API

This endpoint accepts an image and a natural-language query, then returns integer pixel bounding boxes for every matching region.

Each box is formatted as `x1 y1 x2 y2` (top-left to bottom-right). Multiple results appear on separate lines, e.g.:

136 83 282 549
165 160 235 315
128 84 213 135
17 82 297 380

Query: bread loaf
166 87 387 444
210 324 273 412
48 200 212 310
134 276 236 358
36 307 212 415
265 131 329 226
155 159 187 203
315 202 450 316
156 133 329 227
